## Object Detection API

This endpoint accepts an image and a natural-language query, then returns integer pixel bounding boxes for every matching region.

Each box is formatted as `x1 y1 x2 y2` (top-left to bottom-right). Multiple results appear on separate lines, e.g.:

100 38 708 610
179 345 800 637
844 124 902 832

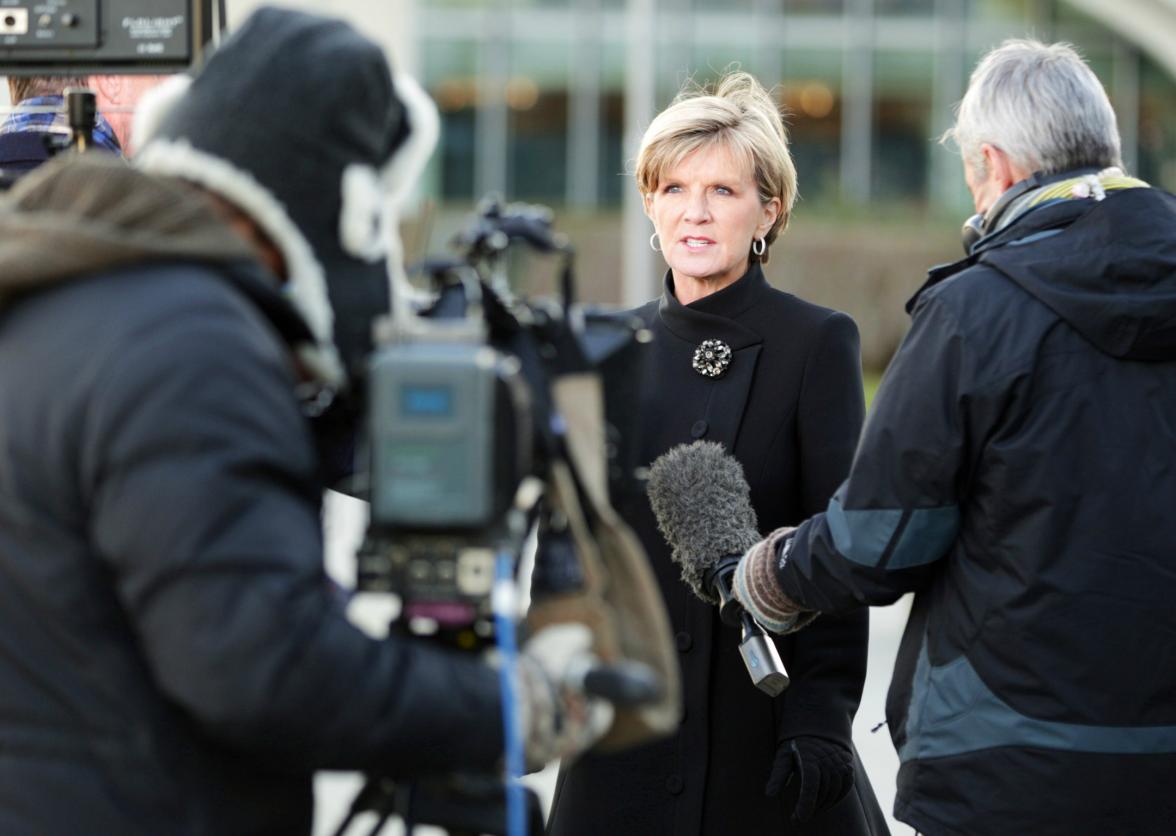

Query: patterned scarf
993 166 1150 237
1026 166 1149 207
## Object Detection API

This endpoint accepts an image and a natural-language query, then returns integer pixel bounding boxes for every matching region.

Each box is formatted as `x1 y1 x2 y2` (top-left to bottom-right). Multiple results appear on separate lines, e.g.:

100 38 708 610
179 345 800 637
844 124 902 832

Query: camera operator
0 8 607 834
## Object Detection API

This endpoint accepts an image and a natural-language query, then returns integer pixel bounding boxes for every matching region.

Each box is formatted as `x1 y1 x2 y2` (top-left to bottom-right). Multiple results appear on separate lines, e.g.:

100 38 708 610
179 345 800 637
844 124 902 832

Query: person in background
90 74 169 153
547 72 889 836
0 75 121 173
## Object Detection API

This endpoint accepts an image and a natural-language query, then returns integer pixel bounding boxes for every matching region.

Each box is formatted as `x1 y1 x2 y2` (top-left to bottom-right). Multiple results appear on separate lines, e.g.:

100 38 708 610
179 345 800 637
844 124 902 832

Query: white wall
225 0 419 76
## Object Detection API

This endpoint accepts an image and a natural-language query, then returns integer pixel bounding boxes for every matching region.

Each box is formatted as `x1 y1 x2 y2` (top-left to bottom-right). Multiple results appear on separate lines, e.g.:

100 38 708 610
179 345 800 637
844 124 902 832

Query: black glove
765 735 855 822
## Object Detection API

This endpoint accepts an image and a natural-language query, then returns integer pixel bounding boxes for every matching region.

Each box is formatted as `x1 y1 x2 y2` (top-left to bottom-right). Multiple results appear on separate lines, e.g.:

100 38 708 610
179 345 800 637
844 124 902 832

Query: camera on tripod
358 197 649 653
360 326 531 643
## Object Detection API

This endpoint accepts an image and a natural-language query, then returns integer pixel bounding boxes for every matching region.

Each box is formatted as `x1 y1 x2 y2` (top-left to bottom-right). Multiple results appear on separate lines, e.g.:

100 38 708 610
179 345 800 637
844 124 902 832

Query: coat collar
657 263 765 348
905 198 1094 315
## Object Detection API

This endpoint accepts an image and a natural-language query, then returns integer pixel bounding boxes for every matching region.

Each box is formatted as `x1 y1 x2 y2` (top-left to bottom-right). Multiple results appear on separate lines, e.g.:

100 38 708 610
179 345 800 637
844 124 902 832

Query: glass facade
3 0 1168 374
1140 57 1176 188
418 0 1176 210
411 0 1176 367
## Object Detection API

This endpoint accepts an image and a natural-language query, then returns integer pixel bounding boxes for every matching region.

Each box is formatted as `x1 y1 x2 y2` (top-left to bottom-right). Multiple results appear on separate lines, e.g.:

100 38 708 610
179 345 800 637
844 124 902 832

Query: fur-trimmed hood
0 153 315 353
0 153 260 301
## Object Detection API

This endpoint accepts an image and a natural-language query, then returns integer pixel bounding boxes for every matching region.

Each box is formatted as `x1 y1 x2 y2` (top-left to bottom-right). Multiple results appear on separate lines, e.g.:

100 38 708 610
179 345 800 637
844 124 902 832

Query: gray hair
944 39 1122 177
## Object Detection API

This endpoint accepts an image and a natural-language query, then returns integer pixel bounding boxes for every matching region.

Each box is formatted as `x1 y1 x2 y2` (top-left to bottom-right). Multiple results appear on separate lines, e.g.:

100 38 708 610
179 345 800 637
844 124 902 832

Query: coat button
690 420 708 438
675 631 693 652
665 775 684 795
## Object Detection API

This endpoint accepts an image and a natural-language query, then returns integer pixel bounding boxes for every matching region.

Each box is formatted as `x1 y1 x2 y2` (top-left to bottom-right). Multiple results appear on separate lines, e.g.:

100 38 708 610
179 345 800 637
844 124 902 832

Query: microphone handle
738 610 790 697
704 555 791 696
706 555 745 628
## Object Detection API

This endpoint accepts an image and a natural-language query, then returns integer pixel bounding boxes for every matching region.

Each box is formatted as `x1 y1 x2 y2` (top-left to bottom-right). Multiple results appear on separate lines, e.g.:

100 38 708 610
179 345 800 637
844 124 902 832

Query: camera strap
525 376 682 751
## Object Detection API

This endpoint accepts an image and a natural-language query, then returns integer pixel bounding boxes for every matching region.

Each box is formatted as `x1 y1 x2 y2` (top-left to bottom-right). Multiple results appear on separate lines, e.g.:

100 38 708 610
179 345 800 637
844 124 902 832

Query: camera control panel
0 1 95 46
0 0 203 72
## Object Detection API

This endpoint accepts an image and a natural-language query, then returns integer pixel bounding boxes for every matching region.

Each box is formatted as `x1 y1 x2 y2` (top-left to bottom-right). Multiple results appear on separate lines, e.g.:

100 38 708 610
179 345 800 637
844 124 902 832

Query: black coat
0 161 504 835
549 265 889 836
774 186 1176 835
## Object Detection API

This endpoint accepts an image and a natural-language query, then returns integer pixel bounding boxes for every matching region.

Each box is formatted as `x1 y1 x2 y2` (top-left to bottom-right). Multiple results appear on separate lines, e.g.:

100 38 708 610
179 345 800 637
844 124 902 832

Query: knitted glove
765 735 855 822
733 526 818 635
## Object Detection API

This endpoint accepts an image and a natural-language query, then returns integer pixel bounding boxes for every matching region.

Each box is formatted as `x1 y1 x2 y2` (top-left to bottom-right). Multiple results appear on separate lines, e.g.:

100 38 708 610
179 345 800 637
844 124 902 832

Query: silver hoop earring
752 237 766 257
649 232 661 253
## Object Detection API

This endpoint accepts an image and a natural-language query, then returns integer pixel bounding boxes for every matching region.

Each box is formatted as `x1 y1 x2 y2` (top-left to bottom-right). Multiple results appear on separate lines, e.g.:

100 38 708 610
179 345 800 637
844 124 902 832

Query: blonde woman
548 73 888 836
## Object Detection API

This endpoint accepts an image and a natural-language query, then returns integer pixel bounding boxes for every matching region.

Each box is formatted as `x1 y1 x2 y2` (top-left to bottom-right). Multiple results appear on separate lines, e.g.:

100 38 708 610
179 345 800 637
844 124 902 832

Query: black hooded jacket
771 184 1176 835
0 156 503 834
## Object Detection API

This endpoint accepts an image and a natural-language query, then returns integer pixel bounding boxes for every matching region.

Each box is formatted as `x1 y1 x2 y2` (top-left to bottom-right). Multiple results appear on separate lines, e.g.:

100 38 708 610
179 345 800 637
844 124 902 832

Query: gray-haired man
727 39 1176 836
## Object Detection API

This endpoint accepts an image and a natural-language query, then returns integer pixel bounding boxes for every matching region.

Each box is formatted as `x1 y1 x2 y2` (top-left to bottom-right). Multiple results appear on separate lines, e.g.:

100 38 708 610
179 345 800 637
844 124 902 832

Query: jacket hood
979 187 1176 361
0 153 261 305
0 153 315 360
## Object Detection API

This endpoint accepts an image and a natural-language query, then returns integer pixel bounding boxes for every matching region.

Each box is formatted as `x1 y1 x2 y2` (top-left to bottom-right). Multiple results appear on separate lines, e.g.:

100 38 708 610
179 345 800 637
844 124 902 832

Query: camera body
354 199 652 655
367 340 530 533
359 329 533 637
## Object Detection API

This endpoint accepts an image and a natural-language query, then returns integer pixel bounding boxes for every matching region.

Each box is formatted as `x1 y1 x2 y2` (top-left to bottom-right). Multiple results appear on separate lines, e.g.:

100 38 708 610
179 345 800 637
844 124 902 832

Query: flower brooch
692 339 732 378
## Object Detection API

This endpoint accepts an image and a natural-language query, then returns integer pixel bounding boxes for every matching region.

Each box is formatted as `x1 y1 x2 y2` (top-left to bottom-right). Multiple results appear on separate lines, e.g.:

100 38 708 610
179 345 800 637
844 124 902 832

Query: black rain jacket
774 184 1176 835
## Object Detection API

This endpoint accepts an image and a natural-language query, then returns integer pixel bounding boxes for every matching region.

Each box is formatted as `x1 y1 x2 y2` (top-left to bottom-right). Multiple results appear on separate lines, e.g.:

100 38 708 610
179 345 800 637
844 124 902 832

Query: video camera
358 199 649 645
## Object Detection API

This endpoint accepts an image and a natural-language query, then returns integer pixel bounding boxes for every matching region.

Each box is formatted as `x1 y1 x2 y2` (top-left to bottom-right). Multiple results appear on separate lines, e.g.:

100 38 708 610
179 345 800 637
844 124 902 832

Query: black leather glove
765 735 855 822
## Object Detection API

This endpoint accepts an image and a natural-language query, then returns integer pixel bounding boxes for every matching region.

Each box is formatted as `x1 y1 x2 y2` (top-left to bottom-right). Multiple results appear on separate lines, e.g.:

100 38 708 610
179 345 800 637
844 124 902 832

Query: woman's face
644 142 780 293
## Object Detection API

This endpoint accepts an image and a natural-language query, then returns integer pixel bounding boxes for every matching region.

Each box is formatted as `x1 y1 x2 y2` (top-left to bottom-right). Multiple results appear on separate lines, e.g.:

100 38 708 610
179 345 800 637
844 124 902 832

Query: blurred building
417 0 1175 212
406 0 1176 354
8 0 1176 367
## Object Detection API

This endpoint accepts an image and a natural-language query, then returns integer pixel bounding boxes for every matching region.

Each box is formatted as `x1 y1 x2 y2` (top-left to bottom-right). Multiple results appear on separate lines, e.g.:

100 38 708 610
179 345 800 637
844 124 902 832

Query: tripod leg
363 811 395 836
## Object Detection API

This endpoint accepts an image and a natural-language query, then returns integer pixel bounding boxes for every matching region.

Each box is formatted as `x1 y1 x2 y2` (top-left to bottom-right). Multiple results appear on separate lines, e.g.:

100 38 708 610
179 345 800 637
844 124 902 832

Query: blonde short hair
635 72 797 264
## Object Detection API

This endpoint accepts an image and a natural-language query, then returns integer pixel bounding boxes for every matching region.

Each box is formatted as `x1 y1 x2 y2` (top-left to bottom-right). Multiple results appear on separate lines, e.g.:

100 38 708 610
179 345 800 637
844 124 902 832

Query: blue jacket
776 185 1176 835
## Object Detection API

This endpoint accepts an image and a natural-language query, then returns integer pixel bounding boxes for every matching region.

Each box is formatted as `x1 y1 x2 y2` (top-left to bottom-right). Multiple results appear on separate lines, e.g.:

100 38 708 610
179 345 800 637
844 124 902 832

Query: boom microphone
647 441 789 696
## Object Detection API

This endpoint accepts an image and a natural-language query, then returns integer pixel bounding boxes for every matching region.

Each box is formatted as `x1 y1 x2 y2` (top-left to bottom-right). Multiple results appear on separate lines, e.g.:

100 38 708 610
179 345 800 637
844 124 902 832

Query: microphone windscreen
647 441 761 604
